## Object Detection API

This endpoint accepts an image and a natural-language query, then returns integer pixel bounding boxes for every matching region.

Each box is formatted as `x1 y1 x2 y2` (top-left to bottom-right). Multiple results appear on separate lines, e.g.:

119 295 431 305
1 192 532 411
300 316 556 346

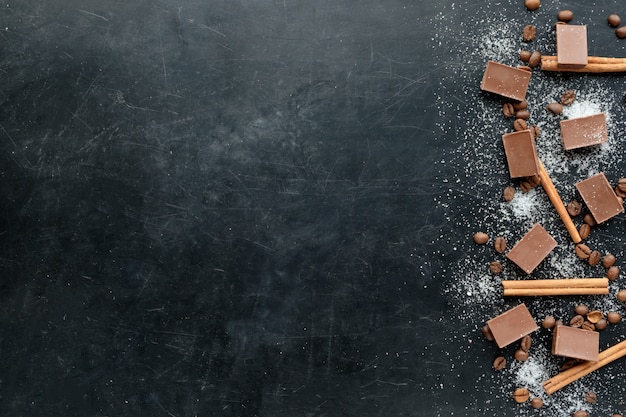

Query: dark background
1 1 625 416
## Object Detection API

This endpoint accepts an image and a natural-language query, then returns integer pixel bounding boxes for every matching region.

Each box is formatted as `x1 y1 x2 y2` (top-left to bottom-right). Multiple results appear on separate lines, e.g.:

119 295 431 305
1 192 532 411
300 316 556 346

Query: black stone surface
1 1 626 416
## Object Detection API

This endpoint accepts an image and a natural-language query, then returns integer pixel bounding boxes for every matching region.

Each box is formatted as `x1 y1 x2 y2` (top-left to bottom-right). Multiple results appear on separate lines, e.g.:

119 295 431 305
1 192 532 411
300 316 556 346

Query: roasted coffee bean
494 237 507 253
503 186 515 202
519 50 531 62
528 50 541 67
561 89 576 105
473 232 489 244
608 14 622 28
570 314 584 327
584 391 597 403
526 174 541 187
530 124 541 139
530 397 543 409
588 250 601 266
512 100 528 111
617 289 626 302
575 243 591 259
615 178 626 197
489 261 503 274
574 304 589 315
515 109 530 120
547 102 563 114
595 318 608 330
518 65 532 72
525 0 540 11
608 311 622 324
582 321 595 331
513 118 528 131
583 213 597 226
578 223 591 240
513 387 530 403
617 26 626 39
522 25 536 42
493 356 506 371
514 349 529 361
558 10 574 22
520 180 532 193
542 316 556 329
607 265 620 281
520 335 532 352
612 414 623 417
587 310 603 323
567 200 582 216
603 253 617 268
561 358 581 370
502 102 515 118
481 324 494 341
573 410 589 417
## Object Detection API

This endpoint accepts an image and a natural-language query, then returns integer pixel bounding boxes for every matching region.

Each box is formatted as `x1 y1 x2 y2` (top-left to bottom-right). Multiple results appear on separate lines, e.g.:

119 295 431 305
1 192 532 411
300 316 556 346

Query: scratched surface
1 0 625 416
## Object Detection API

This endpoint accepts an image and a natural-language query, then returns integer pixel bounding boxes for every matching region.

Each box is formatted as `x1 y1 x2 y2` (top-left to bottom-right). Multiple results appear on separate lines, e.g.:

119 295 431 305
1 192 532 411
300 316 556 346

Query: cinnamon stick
541 55 626 73
538 160 582 243
503 287 608 297
502 278 608 289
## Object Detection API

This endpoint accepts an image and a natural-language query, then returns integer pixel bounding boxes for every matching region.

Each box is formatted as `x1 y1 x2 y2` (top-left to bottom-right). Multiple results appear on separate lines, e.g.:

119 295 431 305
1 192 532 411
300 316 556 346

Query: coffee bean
526 174 541 188
489 261 503 274
584 391 597 403
587 310 603 323
494 237 507 253
473 232 489 244
547 102 563 114
518 65 532 72
608 311 622 324
573 410 589 417
588 250 601 266
561 89 576 105
493 356 506 371
481 324 494 341
574 304 589 315
542 316 556 329
615 178 626 197
575 243 591 259
570 314 584 327
567 200 582 216
519 50 531 62
607 265 620 281
520 335 532 352
577 320 594 332
514 349 529 361
595 318 608 330
609 14 622 28
617 289 626 302
578 223 591 240
520 180 532 193
513 100 528 111
603 253 616 268
522 25 536 42
555 319 564 327
583 213 597 226
558 10 574 22
617 26 626 39
561 358 581 370
502 102 515 118
530 125 541 139
525 0 540 11
515 109 530 120
530 397 543 409
513 387 530 403
503 186 515 202
612 414 623 417
513 118 528 131
528 50 541 67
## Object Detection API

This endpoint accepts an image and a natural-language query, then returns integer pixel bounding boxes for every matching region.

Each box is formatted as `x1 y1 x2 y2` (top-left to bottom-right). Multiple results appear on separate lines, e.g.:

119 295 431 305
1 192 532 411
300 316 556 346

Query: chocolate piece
502 130 540 178
551 325 599 362
575 173 624 224
480 61 531 101
560 113 608 150
506 223 557 274
487 303 538 348
556 25 588 68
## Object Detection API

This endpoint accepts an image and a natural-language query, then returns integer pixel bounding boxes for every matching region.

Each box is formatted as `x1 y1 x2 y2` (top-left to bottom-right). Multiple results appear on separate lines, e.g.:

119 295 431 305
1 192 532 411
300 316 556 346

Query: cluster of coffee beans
541 303 622 337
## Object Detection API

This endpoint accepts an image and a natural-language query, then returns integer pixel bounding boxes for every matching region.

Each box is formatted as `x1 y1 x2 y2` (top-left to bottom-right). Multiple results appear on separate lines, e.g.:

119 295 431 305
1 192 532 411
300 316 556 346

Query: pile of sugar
431 2 626 416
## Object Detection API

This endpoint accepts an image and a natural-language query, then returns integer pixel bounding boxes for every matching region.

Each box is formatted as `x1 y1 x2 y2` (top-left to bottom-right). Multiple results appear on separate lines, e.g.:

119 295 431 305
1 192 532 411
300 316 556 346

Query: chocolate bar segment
506 223 557 274
556 24 588 68
575 172 624 224
486 303 538 348
560 113 608 150
551 325 599 362
502 129 539 178
480 61 531 101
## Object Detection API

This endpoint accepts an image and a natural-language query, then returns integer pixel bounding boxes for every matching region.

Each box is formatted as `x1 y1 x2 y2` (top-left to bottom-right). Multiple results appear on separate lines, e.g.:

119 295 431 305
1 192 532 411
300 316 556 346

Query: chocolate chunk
556 25 588 68
551 325 599 362
480 61 531 101
487 303 538 348
502 130 540 179
506 223 557 274
575 173 624 224
560 113 608 150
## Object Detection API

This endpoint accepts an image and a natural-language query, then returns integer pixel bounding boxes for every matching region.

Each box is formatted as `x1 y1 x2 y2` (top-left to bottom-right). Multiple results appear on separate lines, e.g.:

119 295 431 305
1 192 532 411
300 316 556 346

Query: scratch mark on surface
78 9 109 22
198 23 226 37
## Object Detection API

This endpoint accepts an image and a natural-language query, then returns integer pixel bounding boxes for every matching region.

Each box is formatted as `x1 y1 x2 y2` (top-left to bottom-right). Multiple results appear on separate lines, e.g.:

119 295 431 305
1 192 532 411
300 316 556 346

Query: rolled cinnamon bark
541 55 626 72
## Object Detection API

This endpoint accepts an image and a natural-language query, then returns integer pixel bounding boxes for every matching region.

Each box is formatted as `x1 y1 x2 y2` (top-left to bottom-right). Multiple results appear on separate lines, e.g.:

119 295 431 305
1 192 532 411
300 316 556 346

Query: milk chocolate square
556 24 588 68
552 325 599 362
560 113 608 150
487 303 538 349
575 173 624 224
502 130 539 178
480 61 531 101
506 223 557 274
